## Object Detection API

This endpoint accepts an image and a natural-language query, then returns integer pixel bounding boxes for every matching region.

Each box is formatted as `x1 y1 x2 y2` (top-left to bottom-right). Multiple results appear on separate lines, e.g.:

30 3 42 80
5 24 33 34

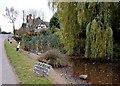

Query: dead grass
37 49 70 68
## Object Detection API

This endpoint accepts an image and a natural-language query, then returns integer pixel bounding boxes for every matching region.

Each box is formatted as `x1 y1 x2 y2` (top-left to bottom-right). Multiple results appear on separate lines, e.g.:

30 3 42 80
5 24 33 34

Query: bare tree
3 7 18 36
38 10 46 21
48 1 57 13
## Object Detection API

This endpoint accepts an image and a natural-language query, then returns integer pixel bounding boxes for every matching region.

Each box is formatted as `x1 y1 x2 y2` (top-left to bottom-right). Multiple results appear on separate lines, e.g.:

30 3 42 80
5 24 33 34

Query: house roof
43 21 49 27
33 17 49 27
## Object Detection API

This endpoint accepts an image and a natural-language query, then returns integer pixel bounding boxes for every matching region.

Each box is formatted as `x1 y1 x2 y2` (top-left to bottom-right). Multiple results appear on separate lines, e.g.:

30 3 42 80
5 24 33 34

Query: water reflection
71 59 120 84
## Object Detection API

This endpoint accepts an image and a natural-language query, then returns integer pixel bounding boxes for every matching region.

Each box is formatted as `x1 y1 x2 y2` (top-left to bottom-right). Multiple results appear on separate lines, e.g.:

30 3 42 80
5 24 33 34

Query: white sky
0 0 53 32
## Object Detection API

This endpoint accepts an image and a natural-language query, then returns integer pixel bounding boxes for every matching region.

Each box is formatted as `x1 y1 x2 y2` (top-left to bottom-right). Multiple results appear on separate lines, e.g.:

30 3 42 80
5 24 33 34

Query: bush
21 35 32 51
1 31 11 34
37 49 69 68
21 29 65 53
50 15 60 29
14 36 22 42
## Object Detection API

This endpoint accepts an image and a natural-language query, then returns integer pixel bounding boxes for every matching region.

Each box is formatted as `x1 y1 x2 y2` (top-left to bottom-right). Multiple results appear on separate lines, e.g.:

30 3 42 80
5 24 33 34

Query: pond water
70 58 120 84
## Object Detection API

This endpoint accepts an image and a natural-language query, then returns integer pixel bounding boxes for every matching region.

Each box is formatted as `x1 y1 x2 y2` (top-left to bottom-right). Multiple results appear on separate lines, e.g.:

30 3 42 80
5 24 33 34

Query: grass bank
4 38 53 84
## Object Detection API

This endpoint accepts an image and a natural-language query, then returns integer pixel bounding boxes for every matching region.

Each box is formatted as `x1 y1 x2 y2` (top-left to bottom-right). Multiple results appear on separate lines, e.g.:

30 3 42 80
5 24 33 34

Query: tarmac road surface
0 34 18 85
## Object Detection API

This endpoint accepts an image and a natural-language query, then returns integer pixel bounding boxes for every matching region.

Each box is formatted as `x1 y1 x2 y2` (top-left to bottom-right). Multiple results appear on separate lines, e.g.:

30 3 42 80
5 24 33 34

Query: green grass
4 39 53 84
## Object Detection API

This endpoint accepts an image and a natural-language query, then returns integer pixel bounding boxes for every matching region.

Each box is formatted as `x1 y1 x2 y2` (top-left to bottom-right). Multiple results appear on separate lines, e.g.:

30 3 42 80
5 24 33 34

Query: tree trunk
13 22 15 37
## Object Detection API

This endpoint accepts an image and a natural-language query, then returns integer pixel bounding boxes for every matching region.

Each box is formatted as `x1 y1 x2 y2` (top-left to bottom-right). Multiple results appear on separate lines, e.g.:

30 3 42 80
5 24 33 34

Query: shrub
1 31 11 34
21 35 32 51
21 29 65 53
37 49 69 68
49 15 60 29
14 36 22 42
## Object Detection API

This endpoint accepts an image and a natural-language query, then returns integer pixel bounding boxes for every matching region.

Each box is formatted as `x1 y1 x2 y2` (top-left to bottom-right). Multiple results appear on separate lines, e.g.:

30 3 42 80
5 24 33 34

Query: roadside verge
4 38 52 84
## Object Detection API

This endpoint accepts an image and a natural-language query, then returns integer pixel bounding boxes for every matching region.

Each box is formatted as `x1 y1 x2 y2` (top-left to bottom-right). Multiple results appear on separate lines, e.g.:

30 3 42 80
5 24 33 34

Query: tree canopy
52 2 120 58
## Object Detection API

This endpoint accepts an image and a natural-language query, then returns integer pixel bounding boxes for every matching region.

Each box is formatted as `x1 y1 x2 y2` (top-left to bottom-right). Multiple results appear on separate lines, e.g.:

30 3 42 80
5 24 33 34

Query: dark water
70 58 120 84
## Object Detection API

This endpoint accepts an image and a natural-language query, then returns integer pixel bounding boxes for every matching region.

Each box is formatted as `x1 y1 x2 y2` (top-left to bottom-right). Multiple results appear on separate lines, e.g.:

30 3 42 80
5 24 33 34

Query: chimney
29 14 32 19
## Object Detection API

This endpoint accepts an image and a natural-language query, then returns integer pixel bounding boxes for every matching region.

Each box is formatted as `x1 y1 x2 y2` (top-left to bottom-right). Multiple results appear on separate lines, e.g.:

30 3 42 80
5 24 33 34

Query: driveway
0 34 18 85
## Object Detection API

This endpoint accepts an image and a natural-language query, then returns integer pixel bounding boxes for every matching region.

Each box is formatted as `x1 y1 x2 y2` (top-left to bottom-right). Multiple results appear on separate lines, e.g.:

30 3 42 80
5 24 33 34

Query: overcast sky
0 0 53 32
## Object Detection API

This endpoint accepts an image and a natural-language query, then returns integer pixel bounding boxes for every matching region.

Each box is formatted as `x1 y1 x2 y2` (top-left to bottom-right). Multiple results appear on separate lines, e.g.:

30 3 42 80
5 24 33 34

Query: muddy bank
22 50 120 84
54 67 90 84
27 51 89 84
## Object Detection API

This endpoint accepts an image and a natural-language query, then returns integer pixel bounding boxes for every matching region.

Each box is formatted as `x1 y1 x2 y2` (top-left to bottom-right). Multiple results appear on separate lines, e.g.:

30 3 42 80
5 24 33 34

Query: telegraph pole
23 10 25 23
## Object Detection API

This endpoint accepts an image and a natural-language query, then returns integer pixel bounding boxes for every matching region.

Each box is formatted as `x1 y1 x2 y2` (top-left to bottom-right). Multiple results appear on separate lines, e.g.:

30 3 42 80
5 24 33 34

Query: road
0 34 18 85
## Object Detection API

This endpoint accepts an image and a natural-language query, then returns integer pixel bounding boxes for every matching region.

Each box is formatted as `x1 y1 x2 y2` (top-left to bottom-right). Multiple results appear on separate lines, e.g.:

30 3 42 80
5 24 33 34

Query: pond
70 58 120 84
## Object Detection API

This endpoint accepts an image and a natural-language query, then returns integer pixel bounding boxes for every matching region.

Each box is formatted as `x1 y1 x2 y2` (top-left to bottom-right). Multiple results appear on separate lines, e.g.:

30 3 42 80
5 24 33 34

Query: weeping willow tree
57 2 82 55
85 2 114 58
49 2 119 58
85 19 113 58
56 2 114 56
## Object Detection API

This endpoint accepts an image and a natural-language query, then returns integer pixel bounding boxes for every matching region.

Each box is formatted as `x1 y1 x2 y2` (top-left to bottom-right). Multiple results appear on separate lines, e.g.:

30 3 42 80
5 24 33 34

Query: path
0 34 18 85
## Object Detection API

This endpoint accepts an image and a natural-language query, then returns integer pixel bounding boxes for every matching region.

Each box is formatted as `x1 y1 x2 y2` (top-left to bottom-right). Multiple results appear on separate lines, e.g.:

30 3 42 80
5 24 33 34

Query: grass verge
4 38 53 84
